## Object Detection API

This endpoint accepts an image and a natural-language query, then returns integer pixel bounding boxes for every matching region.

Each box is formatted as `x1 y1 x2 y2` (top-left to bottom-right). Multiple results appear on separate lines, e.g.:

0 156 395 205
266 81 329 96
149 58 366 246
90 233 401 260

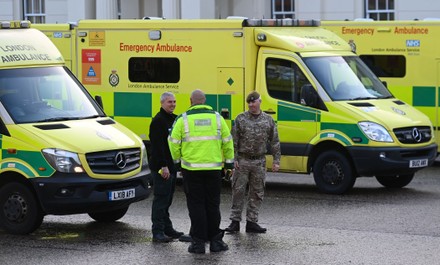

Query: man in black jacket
149 92 183 242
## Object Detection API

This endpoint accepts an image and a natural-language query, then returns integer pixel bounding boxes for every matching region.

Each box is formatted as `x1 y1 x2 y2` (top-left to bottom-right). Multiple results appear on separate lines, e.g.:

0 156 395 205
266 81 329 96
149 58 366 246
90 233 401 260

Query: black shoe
245 221 266 233
210 231 229 252
179 234 193 242
188 239 205 254
165 229 184 239
153 233 173 243
224 221 240 233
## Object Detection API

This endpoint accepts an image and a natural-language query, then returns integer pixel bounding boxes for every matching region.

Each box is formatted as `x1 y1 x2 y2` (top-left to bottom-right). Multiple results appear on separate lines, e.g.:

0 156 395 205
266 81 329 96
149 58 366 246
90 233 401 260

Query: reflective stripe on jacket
168 104 234 171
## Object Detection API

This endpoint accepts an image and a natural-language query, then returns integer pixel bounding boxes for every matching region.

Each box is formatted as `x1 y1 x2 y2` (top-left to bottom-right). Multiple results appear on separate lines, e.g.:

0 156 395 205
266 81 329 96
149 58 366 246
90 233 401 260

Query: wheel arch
308 140 357 175
0 170 33 188
0 171 44 212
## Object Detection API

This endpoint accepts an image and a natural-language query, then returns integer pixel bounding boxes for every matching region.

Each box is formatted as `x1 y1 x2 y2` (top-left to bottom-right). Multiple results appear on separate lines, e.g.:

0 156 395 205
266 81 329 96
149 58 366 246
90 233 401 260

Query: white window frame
272 0 295 19
365 0 395 20
23 0 46 23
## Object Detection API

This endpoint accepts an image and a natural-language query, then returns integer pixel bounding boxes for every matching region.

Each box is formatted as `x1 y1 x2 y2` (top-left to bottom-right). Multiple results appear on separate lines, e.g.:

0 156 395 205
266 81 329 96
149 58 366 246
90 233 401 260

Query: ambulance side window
128 57 180 83
360 55 406 78
265 58 310 104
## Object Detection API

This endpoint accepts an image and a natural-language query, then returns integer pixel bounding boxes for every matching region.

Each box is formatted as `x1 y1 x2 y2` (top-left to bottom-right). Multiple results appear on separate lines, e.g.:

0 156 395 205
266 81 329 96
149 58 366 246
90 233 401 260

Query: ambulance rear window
128 57 180 83
360 55 406 78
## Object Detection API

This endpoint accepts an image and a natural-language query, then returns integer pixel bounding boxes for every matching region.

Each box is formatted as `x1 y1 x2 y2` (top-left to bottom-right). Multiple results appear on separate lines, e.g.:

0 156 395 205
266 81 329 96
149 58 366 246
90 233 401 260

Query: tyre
313 150 356 194
376 174 414 188
88 206 129 222
0 182 44 235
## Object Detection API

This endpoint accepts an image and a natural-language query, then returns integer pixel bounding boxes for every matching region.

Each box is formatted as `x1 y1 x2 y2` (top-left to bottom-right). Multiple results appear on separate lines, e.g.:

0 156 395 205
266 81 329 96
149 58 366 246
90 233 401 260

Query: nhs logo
53 32 63 38
406 40 420 47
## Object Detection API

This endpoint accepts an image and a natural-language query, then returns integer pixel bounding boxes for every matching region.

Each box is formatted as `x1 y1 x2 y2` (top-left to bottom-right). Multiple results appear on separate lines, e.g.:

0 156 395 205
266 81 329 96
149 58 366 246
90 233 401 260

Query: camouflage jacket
232 111 281 164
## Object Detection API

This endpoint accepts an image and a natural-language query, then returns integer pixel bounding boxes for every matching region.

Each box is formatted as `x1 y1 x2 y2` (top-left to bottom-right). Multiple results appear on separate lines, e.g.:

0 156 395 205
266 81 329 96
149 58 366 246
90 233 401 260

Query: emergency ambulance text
120 43 192 53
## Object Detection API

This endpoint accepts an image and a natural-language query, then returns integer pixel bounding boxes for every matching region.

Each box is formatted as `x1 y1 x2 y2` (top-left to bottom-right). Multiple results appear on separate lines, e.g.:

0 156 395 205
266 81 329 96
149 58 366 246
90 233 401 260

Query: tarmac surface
1 163 440 265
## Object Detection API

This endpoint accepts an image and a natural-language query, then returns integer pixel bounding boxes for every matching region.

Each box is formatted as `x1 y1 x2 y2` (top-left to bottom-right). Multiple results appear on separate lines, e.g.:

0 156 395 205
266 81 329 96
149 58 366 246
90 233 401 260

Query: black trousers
151 170 177 235
182 168 222 241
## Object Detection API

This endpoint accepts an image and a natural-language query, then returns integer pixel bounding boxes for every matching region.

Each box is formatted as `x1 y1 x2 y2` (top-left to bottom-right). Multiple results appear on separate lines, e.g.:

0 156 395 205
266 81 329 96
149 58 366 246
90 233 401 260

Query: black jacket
148 107 177 173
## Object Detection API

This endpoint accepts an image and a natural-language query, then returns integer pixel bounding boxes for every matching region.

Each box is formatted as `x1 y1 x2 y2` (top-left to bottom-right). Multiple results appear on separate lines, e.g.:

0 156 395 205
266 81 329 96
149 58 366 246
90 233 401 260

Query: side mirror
95 95 104 110
300 84 318 108
220 108 230 119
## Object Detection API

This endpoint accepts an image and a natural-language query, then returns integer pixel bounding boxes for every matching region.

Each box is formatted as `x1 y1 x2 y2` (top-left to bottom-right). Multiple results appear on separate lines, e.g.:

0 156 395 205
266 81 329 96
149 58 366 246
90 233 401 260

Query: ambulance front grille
86 148 141 174
393 126 432 144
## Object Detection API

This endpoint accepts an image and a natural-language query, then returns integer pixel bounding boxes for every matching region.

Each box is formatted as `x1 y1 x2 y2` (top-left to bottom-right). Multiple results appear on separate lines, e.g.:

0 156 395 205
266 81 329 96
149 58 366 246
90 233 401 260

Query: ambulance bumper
31 168 151 215
348 143 437 176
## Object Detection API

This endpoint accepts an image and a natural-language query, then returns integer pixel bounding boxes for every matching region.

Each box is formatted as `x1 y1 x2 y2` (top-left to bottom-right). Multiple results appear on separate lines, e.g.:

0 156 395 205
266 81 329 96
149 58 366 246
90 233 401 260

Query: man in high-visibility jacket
168 89 234 254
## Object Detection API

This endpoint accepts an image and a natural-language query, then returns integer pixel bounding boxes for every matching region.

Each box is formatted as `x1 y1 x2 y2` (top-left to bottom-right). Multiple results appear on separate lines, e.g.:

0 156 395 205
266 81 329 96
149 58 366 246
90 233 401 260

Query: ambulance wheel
0 182 44 235
88 206 129 222
375 174 414 188
313 150 356 194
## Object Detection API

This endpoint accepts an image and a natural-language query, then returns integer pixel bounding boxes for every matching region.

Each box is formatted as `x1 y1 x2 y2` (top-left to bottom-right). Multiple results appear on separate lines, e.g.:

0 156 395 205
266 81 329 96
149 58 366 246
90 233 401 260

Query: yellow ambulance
322 19 440 149
0 21 151 235
34 18 437 194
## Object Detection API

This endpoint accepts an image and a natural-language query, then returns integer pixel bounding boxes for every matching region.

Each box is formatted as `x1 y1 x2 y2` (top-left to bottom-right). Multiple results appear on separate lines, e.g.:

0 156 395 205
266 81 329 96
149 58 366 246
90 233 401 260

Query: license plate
109 188 135 201
409 159 428 168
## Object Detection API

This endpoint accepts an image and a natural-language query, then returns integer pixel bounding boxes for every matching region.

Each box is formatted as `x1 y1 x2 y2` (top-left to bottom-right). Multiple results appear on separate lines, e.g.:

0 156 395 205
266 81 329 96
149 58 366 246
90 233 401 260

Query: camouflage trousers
229 157 266 223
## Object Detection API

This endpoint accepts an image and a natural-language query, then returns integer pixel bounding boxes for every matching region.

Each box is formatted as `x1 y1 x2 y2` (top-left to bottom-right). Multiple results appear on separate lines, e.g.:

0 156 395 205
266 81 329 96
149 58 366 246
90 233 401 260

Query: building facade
0 0 439 23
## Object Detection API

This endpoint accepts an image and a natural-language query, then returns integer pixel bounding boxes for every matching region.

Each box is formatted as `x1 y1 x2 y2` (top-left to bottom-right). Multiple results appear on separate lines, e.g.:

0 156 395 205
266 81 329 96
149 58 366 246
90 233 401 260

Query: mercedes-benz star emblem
114 152 127 169
412 128 422 142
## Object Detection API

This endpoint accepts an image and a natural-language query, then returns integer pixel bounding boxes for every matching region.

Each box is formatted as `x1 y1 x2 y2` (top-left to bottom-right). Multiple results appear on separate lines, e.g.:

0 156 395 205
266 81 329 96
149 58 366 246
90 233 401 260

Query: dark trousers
182 168 222 241
151 171 176 235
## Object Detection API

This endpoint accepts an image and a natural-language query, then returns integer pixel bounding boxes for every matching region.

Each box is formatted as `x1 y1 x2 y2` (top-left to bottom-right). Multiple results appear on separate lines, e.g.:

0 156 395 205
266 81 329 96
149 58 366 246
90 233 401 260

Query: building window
272 0 295 19
366 0 394 20
23 0 45 23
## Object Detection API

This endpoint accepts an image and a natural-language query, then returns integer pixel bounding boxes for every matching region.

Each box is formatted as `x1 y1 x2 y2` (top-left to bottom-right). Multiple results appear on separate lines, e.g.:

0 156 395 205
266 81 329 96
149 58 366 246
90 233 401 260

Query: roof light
244 19 320 27
0 20 31 29
1 21 11 29
142 17 165 20
20 21 30 28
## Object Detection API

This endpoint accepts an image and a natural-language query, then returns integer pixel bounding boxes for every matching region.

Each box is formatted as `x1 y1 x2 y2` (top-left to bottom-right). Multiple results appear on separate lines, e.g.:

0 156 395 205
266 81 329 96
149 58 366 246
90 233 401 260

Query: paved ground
1 164 440 264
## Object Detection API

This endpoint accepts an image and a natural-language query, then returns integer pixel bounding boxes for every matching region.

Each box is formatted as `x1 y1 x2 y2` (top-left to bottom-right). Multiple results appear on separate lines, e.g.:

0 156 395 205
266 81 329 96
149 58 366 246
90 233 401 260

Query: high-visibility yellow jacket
168 104 234 171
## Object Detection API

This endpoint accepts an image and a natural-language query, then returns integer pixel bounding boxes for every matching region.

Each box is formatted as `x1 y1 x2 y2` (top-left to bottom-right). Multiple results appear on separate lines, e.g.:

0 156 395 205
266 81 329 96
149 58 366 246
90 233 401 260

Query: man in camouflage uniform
225 91 281 233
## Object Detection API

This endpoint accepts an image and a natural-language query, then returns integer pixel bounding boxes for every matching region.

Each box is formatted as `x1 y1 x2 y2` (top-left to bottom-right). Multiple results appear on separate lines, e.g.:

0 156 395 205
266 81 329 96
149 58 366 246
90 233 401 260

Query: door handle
263 109 276 115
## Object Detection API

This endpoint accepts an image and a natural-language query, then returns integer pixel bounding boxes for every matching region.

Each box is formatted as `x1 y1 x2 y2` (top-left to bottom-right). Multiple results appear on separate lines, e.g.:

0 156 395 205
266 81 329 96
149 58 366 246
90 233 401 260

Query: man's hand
160 167 170 180
272 163 280 172
234 161 239 170
223 168 234 182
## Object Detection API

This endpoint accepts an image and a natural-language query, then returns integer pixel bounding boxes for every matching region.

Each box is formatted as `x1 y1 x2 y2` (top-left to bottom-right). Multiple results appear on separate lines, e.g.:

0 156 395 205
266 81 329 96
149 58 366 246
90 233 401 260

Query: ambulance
0 21 151 235
322 19 440 150
34 18 437 195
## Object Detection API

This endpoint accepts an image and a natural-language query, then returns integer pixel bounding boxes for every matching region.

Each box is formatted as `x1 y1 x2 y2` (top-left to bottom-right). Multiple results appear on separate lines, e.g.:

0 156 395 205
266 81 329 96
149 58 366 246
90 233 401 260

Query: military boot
245 221 267 233
224 221 240 233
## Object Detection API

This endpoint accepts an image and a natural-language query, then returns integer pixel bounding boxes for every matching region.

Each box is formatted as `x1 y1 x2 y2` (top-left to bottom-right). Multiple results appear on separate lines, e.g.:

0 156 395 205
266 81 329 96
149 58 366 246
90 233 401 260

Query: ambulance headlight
358 122 393 143
42 149 84 173
141 144 149 168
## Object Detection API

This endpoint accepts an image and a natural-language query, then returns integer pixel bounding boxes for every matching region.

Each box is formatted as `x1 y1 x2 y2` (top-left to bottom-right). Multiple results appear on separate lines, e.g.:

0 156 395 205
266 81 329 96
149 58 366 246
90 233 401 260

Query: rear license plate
109 188 135 201
409 159 428 168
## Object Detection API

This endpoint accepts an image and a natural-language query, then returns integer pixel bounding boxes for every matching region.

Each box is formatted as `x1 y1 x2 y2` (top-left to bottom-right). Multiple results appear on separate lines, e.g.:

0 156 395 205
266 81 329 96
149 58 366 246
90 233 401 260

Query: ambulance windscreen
303 56 393 101
0 67 105 124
